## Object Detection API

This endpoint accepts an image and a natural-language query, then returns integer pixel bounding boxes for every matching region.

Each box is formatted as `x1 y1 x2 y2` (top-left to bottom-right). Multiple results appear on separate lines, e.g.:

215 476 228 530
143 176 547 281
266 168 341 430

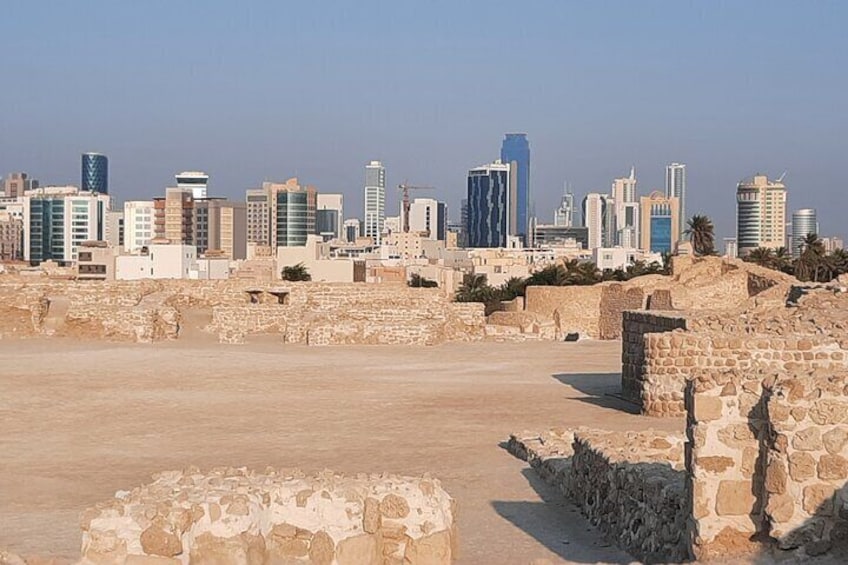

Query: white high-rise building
364 161 386 245
554 190 574 227
124 201 155 253
405 198 447 241
736 174 787 255
582 193 612 250
791 208 818 258
612 168 639 247
665 163 686 239
176 171 209 200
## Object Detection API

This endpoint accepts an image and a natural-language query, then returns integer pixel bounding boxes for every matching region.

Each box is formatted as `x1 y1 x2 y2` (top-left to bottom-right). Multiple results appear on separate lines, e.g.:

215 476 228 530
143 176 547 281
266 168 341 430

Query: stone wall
524 285 603 339
597 285 644 340
765 373 848 552
621 311 688 404
80 467 457 565
0 278 486 346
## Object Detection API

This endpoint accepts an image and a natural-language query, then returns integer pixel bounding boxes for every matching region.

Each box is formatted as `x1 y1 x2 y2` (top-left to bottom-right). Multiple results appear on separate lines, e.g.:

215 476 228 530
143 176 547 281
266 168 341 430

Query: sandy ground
0 339 682 564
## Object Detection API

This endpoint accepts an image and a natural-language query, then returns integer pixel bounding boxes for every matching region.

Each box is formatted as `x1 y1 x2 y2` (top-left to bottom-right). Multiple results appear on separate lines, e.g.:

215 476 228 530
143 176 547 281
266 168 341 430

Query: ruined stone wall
621 311 688 403
80 467 457 565
597 285 644 340
524 285 603 338
637 330 847 417
765 373 848 553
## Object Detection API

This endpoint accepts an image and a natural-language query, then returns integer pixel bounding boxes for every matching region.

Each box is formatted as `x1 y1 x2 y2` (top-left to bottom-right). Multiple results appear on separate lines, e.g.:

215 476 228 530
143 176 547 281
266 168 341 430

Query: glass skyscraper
665 163 686 239
82 153 108 194
467 160 511 248
500 133 530 244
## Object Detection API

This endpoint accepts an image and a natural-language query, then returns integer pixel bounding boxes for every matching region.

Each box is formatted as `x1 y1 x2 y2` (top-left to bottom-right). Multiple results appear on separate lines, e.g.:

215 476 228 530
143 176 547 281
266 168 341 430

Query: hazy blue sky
2 1 846 241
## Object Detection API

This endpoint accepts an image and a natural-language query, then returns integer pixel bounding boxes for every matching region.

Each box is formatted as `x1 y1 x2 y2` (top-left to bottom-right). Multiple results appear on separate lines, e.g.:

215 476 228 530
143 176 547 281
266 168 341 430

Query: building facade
639 191 680 253
500 133 530 244
104 210 124 250
22 186 110 264
269 179 317 247
82 153 108 194
246 188 270 246
736 174 787 255
154 188 194 244
582 193 613 250
553 190 574 227
466 160 510 248
534 224 588 249
364 161 386 245
123 201 155 253
194 198 247 259
791 208 818 258
316 193 344 241
404 198 447 241
612 168 639 248
4 172 38 198
0 211 23 261
176 171 209 200
665 163 686 238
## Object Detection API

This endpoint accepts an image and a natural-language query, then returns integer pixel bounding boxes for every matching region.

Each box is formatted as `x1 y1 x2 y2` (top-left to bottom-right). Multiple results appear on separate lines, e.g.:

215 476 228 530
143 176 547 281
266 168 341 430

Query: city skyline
1 2 846 242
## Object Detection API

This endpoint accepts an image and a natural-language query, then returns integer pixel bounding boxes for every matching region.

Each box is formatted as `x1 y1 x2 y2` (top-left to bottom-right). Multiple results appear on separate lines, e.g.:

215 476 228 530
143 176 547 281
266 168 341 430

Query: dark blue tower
82 153 108 194
500 133 530 244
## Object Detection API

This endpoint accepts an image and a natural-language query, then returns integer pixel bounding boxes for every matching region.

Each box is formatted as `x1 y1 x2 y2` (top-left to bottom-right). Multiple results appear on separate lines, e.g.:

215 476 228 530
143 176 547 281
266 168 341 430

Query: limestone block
715 481 754 516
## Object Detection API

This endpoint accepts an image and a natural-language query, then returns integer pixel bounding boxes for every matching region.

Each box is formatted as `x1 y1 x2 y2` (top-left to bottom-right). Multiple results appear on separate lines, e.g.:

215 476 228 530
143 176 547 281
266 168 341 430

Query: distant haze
1 1 845 241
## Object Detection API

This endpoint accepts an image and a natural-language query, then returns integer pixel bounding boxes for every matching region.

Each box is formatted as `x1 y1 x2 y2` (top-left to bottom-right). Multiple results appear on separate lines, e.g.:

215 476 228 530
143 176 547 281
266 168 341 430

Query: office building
246 188 270 246
104 210 124 249
22 186 110 264
343 219 361 243
268 179 317 247
153 188 194 244
124 201 155 253
612 168 639 248
500 133 530 243
724 238 738 259
0 211 23 261
790 209 818 258
822 237 844 254
639 191 680 253
316 193 344 241
364 160 386 245
176 171 209 200
665 163 686 238
404 198 447 241
4 172 38 198
582 193 613 250
194 198 247 259
534 224 588 249
82 153 108 194
736 174 787 255
466 159 511 248
553 190 574 227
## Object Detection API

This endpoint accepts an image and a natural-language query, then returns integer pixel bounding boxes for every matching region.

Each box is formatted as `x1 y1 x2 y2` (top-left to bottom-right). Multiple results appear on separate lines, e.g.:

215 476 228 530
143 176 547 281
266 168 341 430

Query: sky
2 1 846 242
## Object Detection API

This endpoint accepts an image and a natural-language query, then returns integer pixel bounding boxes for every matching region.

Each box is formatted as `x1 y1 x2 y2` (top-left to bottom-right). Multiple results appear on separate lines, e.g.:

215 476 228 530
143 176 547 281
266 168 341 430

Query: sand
0 339 680 564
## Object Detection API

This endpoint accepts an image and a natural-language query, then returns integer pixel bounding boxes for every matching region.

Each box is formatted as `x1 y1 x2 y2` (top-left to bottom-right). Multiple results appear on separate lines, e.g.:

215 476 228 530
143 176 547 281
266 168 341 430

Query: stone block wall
597 285 645 340
80 467 457 565
568 429 688 562
637 332 847 417
684 370 770 560
621 311 688 405
525 285 603 338
765 373 848 552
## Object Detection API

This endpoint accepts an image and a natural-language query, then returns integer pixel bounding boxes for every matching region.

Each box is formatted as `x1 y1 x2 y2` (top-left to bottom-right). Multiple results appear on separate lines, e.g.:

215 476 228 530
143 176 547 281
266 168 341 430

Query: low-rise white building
115 244 197 280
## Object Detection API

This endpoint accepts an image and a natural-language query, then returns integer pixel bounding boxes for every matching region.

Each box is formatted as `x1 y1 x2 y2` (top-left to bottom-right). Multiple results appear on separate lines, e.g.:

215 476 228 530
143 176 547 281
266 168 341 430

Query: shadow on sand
551 372 640 415
491 466 629 564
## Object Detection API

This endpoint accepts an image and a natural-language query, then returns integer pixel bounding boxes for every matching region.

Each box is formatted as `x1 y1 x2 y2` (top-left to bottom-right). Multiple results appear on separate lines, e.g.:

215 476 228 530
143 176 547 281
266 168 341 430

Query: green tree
408 273 438 288
526 264 569 286
684 215 716 256
281 263 311 281
455 273 490 302
796 233 827 282
498 276 527 301
744 247 775 269
829 249 848 277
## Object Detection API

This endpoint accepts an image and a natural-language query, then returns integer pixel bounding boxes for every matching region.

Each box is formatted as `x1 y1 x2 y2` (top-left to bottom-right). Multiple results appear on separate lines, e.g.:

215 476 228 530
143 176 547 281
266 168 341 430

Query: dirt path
0 339 679 564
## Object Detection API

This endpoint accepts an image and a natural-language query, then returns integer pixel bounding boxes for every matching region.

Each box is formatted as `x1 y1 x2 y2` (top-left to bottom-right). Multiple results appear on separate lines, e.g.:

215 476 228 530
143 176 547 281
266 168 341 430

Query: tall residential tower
82 153 108 194
736 174 787 256
466 160 511 248
500 133 530 244
665 163 686 238
364 161 386 245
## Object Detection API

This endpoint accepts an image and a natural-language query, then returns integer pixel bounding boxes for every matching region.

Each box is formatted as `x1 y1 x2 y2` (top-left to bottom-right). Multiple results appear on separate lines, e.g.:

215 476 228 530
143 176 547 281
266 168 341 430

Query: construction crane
397 183 435 232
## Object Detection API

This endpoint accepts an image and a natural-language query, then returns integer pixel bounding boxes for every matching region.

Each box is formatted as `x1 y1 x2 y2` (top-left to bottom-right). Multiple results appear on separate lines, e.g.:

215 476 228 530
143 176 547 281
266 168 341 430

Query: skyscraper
553 189 574 227
665 163 686 238
316 194 344 241
467 159 511 248
582 193 613 250
736 174 787 255
611 168 639 247
639 191 680 253
791 208 818 258
364 160 386 245
193 198 247 259
153 188 194 244
81 153 108 194
268 179 317 247
176 171 209 200
500 133 530 244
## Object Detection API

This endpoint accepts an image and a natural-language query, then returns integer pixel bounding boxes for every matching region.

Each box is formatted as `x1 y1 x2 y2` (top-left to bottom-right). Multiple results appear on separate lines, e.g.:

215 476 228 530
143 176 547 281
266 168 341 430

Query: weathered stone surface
308 531 335 565
803 484 836 515
822 427 848 454
139 525 181 557
379 493 410 519
789 452 817 481
336 533 380 565
817 454 848 481
715 480 755 516
792 427 823 451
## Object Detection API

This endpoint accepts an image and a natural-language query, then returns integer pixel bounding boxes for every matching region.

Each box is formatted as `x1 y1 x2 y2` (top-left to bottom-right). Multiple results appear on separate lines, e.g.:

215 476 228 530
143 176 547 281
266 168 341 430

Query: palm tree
745 247 775 269
455 273 490 302
684 215 716 256
281 263 311 281
773 247 793 274
526 265 569 286
498 276 527 300
829 249 848 278
796 233 827 282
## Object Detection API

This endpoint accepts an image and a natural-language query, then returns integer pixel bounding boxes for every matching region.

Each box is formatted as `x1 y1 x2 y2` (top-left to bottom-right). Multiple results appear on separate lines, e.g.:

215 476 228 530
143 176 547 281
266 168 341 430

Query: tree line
742 233 848 283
